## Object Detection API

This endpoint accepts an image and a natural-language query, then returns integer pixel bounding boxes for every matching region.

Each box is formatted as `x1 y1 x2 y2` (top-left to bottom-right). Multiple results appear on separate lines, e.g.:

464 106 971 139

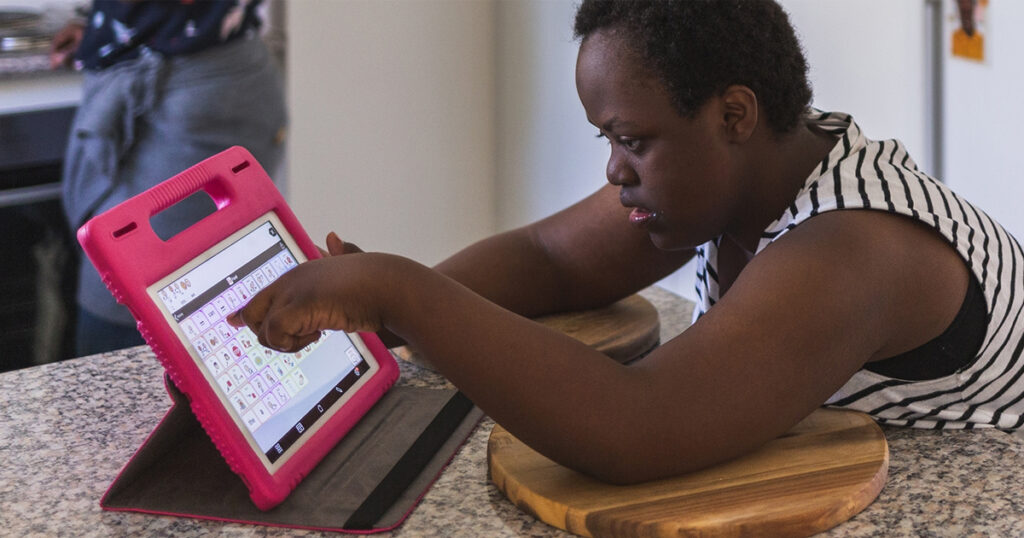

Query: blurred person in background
50 0 287 356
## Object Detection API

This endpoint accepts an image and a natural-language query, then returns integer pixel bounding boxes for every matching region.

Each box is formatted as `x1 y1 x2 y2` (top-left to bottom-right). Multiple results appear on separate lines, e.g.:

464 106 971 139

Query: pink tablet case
78 146 400 510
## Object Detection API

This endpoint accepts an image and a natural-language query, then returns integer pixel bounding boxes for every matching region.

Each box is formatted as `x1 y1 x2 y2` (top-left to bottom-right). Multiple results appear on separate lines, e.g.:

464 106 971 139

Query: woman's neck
726 119 838 253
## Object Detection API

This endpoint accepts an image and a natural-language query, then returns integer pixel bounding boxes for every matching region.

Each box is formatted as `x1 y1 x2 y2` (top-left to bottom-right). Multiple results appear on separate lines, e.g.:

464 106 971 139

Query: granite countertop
1 286 1023 537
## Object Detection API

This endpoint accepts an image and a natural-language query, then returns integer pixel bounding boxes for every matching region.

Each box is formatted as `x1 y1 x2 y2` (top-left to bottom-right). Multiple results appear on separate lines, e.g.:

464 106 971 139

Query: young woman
230 0 1024 484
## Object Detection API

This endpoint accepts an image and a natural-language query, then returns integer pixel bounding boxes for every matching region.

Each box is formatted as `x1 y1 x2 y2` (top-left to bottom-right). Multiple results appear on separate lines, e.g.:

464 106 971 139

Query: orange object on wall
952 27 985 61
952 0 987 62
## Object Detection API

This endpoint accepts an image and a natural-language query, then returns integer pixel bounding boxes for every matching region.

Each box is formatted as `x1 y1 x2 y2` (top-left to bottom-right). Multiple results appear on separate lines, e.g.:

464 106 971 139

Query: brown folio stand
101 376 482 532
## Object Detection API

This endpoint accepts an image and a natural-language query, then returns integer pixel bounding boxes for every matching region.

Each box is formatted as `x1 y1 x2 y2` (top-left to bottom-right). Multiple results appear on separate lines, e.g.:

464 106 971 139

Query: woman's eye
621 137 641 151
595 132 641 152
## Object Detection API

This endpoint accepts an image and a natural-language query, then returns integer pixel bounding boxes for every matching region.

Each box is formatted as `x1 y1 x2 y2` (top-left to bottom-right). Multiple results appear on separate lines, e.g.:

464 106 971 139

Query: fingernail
226 311 242 327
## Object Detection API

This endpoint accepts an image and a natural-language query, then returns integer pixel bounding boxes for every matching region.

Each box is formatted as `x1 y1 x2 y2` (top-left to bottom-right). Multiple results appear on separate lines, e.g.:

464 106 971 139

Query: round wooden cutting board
489 408 888 538
531 294 660 364
394 294 660 368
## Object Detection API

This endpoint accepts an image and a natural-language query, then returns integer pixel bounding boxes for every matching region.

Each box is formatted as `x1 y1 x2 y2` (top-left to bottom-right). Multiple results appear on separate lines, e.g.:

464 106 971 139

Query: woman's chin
648 232 699 252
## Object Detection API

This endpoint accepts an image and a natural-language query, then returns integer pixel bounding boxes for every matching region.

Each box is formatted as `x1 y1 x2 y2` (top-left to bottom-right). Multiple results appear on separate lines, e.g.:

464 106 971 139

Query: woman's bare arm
435 184 694 317
231 209 967 483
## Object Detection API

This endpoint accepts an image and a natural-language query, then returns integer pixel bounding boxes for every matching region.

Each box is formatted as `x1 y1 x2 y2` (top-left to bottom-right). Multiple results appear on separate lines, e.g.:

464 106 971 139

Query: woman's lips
620 191 657 227
629 207 657 226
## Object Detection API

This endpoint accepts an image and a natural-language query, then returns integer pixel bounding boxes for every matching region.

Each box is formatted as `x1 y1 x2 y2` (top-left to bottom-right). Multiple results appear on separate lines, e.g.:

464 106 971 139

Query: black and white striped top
692 109 1024 431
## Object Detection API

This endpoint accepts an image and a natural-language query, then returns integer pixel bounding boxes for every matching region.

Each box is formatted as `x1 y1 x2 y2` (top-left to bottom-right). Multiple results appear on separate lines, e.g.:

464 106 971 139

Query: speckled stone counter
2 286 1023 537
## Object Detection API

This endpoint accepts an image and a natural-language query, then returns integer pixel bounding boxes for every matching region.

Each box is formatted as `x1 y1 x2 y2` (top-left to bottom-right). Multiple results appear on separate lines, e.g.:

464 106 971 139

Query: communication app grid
155 220 371 464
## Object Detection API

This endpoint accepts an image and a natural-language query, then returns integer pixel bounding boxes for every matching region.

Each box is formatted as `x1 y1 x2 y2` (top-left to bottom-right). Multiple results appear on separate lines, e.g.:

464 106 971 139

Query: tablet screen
147 213 379 471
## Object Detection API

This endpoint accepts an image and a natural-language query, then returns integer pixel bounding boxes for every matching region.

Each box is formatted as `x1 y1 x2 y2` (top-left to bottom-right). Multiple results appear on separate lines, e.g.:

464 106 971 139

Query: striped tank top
692 110 1024 430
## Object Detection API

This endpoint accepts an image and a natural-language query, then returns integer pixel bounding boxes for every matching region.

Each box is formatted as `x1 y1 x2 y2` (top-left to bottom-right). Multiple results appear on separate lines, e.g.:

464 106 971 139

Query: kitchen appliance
0 6 80 371
0 105 77 371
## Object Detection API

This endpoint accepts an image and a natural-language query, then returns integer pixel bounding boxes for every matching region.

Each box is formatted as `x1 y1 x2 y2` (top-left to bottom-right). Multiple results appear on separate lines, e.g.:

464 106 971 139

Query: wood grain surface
394 294 661 368
489 408 888 537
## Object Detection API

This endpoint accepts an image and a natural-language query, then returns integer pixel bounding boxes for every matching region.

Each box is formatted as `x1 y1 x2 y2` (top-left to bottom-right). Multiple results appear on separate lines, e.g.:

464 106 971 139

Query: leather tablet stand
101 375 481 532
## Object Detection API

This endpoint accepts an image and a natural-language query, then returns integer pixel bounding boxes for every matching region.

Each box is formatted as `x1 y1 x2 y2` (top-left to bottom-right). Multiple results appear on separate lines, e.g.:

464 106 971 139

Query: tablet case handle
146 149 247 215
91 146 290 259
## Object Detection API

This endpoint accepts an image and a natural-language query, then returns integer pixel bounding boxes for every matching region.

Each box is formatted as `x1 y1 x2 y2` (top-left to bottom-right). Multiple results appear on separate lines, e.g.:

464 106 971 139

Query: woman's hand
227 251 411 353
318 231 363 257
312 232 407 348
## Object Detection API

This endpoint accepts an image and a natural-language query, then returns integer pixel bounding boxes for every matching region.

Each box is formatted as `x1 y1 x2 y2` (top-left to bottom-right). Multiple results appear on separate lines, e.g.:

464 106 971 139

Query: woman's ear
720 85 758 143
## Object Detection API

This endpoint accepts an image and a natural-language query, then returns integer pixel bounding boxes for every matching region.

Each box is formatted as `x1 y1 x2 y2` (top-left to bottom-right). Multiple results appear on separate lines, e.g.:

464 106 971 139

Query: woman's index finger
226 284 275 331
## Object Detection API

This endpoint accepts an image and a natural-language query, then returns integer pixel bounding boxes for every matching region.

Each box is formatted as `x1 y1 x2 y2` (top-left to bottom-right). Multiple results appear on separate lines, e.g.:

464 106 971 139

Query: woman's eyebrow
602 117 637 132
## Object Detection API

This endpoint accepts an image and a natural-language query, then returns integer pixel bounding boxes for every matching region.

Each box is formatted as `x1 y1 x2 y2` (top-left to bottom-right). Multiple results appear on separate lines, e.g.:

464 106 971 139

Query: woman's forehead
577 29 647 78
579 33 655 92
577 31 670 121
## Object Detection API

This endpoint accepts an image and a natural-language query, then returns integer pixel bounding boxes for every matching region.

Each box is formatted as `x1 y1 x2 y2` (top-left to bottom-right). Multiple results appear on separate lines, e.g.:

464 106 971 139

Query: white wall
783 0 1024 240
494 0 606 231
780 0 932 174
941 0 1024 240
286 1 496 266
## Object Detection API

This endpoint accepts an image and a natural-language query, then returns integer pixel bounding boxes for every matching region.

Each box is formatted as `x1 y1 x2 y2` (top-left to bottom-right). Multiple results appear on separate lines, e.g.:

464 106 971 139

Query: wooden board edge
488 412 890 538
488 427 588 536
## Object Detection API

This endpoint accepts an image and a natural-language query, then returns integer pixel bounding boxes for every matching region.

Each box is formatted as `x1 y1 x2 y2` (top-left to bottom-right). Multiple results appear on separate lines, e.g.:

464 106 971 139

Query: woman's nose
606 150 638 186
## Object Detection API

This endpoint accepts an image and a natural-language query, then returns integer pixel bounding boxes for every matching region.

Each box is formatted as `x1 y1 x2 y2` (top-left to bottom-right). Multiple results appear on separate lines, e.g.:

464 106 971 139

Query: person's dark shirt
75 0 263 70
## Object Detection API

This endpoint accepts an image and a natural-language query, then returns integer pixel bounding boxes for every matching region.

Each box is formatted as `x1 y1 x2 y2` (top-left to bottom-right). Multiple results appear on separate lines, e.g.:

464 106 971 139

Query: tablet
78 146 399 510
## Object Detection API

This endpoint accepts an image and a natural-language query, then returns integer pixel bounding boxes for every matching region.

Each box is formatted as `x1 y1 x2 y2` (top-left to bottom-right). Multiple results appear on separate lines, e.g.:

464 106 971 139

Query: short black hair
574 0 812 134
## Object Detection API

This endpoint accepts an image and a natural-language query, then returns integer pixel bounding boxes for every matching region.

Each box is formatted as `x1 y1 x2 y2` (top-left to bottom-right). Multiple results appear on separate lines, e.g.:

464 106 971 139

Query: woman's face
576 30 748 251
